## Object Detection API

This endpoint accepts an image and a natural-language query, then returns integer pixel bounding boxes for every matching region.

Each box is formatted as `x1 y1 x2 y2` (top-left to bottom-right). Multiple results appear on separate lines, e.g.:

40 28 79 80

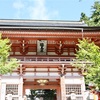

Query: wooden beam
24 85 60 89
23 76 60 79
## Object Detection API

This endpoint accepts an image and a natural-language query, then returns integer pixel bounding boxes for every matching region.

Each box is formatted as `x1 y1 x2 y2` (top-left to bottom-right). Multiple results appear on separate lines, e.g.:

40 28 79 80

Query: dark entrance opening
27 89 56 100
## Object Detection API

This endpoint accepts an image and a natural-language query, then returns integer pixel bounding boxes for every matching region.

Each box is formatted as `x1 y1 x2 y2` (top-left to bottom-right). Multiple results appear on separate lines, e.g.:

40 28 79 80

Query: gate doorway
25 89 56 100
23 79 61 100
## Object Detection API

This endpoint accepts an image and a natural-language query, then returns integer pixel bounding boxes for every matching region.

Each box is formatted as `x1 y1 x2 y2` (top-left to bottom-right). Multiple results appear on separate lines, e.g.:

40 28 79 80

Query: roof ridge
0 19 83 23
0 19 87 27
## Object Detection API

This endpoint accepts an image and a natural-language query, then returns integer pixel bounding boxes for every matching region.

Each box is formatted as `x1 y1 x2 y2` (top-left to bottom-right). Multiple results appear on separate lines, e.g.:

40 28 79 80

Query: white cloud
13 0 24 9
28 0 49 20
13 0 24 18
12 0 58 20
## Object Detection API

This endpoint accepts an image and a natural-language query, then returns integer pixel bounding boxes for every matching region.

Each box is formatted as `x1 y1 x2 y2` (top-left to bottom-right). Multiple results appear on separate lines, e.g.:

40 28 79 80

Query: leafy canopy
80 1 100 26
0 34 19 74
72 38 100 89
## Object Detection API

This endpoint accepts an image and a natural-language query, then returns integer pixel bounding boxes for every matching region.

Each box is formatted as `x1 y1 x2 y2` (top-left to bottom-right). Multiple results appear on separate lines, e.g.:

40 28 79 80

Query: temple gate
0 19 100 100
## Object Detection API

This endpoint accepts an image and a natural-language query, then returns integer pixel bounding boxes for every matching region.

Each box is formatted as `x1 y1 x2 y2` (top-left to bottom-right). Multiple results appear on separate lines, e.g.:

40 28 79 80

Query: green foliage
0 34 19 74
72 38 100 90
80 1 100 26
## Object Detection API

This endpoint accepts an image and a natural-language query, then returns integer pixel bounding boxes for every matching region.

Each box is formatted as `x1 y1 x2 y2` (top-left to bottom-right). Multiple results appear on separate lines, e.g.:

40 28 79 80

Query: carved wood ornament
55 40 64 55
19 39 29 55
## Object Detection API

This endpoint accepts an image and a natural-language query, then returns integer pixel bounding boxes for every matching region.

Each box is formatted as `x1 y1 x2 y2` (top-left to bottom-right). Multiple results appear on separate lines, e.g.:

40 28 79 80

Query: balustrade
11 57 74 62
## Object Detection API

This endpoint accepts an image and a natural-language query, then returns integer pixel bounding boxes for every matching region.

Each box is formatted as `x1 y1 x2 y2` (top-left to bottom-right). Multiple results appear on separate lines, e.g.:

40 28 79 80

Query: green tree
0 34 19 74
72 38 100 89
80 1 100 26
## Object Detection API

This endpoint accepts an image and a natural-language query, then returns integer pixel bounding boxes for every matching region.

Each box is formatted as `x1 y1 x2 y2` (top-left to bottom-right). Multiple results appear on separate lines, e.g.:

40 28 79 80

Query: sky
0 0 99 21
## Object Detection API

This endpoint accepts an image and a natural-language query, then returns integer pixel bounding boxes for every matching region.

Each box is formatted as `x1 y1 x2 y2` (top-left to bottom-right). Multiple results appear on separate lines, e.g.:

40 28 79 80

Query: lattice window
66 85 81 95
6 84 18 95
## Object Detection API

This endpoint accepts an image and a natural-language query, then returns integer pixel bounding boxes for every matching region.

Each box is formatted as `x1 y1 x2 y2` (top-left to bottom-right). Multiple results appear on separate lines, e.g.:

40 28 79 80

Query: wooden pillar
23 85 25 96
18 64 23 100
0 82 6 100
60 75 66 100
60 64 66 100
57 87 61 100
18 75 23 100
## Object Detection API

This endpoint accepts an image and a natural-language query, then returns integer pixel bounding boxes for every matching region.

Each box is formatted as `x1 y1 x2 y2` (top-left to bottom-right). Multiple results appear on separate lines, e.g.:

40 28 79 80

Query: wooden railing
11 57 74 62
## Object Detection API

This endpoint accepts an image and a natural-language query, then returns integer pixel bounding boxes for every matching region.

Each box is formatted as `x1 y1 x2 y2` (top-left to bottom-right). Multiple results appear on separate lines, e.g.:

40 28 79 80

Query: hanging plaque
37 40 47 55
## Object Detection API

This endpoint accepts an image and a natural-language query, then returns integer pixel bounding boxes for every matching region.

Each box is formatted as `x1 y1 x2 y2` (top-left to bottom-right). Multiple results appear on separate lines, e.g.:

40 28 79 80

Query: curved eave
0 26 83 31
0 25 100 31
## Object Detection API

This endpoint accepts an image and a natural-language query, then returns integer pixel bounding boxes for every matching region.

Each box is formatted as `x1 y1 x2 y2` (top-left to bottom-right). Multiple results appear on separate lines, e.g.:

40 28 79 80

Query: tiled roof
0 19 100 30
0 19 87 27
